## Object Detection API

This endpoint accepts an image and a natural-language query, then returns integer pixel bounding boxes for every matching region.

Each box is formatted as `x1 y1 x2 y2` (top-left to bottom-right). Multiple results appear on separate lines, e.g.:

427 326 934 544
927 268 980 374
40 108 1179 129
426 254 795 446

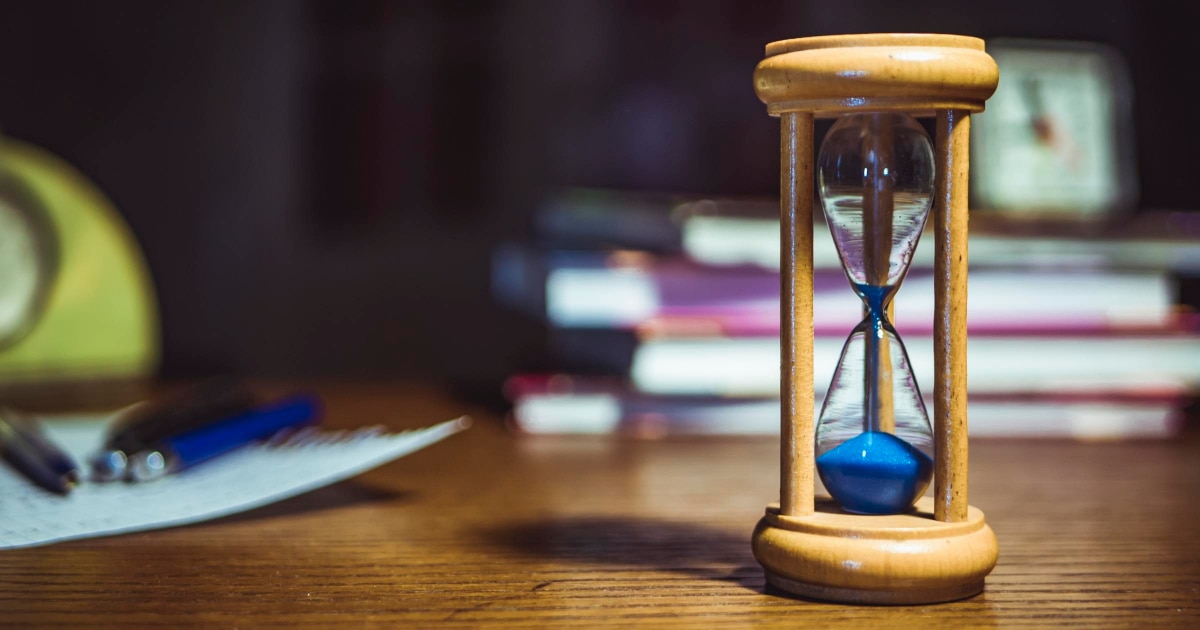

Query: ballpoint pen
90 377 256 481
0 408 80 495
127 394 321 482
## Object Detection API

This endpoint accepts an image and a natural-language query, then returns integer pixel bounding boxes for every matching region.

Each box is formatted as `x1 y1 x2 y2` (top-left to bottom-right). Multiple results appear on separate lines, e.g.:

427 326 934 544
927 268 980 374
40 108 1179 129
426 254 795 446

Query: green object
0 138 159 382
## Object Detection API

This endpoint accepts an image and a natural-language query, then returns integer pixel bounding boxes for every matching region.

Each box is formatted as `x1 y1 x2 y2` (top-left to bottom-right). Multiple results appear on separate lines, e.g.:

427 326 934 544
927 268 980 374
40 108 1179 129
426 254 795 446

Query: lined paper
1 415 467 550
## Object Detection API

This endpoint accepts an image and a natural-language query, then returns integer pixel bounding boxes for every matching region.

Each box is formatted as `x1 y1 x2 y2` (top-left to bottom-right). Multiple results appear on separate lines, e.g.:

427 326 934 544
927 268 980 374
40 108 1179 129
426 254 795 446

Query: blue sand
816 431 933 515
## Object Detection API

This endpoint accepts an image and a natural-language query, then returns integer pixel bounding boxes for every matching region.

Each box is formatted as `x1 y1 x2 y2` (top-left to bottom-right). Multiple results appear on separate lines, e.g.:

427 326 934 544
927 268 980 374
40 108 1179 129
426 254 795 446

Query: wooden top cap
754 33 999 116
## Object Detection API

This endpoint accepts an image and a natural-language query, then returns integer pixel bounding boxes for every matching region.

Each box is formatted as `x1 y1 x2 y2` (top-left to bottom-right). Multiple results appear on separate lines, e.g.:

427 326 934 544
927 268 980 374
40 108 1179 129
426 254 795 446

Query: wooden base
752 496 998 605
765 572 983 605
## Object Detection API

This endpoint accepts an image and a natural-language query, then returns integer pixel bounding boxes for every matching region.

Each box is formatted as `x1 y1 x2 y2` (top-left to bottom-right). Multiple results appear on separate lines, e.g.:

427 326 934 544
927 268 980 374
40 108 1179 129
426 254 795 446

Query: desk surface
3 383 1199 627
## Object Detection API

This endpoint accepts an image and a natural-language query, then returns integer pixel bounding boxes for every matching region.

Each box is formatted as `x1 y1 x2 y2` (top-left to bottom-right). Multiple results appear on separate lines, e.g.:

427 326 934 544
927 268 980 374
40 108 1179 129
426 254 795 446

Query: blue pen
90 377 255 482
1 409 80 494
127 395 320 482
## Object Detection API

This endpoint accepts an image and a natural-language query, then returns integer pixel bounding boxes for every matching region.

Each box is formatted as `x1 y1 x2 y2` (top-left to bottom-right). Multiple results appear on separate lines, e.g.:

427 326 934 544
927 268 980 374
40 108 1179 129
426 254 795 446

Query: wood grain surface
2 382 1198 627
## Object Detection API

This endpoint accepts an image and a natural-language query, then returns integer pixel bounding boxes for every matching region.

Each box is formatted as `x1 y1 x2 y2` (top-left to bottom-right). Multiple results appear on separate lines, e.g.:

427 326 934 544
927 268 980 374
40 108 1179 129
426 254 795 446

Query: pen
90 377 256 481
127 394 320 482
0 409 80 495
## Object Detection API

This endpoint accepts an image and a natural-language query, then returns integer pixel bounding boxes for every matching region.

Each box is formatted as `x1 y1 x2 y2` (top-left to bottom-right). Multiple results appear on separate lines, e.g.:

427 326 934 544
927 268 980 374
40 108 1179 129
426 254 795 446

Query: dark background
0 0 1193 391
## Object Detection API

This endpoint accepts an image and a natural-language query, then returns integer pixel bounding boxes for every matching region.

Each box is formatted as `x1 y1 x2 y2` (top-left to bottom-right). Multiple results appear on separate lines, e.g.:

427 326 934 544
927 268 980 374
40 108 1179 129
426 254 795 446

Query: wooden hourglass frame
749 34 1000 604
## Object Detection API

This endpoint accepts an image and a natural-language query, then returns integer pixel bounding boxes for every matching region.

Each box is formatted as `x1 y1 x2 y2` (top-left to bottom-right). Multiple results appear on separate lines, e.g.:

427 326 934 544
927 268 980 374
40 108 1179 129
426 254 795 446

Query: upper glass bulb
817 113 934 298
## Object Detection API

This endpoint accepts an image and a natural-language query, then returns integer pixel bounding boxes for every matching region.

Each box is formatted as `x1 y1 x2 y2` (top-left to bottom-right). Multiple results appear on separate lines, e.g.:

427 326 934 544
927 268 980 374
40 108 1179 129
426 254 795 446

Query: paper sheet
0 414 467 550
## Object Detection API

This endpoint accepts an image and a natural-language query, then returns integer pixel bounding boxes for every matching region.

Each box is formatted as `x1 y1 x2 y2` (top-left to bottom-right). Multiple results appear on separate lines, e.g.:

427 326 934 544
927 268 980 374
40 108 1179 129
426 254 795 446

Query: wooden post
780 111 814 517
933 109 971 523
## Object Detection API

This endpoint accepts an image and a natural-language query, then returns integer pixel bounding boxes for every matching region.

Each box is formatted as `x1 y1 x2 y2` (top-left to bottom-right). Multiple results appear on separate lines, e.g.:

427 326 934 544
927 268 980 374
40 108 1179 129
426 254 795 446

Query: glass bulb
816 325 933 514
814 112 935 515
818 113 934 301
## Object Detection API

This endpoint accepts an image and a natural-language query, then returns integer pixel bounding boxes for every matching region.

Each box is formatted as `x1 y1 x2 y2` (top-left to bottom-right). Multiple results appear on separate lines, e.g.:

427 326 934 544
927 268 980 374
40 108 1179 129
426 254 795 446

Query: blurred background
0 0 1196 407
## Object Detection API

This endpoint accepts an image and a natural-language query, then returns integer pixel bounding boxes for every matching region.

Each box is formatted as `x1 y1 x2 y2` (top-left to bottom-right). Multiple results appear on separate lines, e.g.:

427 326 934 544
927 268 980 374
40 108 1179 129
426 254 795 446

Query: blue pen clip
127 395 320 482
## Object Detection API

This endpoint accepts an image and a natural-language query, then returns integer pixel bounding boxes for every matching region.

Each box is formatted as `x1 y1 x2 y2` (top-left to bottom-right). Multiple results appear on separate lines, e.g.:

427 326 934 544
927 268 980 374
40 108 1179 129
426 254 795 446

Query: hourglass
750 34 1000 604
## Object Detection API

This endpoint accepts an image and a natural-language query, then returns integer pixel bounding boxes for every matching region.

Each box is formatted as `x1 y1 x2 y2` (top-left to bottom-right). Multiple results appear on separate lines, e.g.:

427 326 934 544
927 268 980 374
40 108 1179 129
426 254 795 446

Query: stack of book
493 189 1200 439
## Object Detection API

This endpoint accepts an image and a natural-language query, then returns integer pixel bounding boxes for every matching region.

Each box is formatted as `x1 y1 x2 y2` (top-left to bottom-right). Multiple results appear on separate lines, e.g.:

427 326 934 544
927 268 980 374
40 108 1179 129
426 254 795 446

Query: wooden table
3 382 1199 627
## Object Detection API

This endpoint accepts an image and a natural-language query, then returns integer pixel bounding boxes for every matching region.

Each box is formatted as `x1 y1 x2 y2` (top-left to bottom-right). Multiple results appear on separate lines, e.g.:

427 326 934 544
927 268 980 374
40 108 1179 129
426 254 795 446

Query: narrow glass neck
853 282 895 320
